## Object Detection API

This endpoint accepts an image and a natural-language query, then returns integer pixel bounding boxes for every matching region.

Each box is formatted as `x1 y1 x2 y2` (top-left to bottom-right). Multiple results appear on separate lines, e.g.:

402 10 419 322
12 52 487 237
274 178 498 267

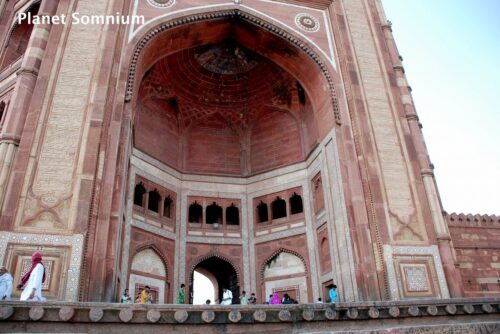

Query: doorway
191 257 239 304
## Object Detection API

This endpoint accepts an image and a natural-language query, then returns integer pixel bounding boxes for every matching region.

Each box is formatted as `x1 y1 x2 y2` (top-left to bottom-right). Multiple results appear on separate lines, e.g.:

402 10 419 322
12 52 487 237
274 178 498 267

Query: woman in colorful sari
269 292 281 305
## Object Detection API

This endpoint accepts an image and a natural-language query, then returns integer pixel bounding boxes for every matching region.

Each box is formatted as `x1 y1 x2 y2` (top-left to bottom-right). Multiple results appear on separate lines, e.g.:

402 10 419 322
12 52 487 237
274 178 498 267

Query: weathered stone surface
58 306 74 321
89 308 103 322
482 303 493 313
252 310 266 322
302 308 315 321
174 310 188 323
0 306 14 320
426 305 438 316
408 306 419 317
389 306 400 318
201 310 215 323
463 304 474 314
228 310 241 323
119 308 133 323
29 306 44 321
147 309 161 323
324 308 336 320
347 307 358 319
0 299 498 333
278 310 292 322
445 304 457 314
368 307 379 319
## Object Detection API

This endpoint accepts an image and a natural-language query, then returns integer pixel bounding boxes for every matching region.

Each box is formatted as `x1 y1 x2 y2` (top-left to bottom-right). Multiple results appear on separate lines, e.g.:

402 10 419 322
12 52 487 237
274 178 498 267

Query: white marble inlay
0 232 83 302
384 245 450 300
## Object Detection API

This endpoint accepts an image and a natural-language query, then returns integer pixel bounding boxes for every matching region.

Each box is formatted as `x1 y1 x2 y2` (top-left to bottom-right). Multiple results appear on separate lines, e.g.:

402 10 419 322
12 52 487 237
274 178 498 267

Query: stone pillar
0 0 58 211
380 14 463 298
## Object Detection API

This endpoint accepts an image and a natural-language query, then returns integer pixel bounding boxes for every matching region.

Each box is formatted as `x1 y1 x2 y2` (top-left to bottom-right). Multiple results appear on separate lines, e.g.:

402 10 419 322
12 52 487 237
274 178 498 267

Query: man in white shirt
0 266 13 300
221 287 233 305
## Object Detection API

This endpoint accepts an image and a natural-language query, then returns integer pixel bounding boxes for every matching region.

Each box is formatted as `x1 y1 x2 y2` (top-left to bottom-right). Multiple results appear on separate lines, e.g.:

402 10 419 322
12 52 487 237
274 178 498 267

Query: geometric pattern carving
147 0 175 8
384 245 450 300
295 13 320 33
0 232 84 302
403 265 429 292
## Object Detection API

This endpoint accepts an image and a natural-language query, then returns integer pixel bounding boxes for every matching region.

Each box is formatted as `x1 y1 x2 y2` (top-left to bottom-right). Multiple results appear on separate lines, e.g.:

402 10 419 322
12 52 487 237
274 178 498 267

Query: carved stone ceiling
139 41 296 130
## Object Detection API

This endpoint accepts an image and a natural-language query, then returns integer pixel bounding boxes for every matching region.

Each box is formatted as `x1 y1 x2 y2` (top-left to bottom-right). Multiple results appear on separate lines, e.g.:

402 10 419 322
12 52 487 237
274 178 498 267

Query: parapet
445 212 500 228
0 298 499 333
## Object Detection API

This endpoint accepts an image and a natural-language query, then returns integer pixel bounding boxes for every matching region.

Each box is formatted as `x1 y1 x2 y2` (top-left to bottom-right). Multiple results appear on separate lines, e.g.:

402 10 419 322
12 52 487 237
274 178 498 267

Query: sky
381 0 500 215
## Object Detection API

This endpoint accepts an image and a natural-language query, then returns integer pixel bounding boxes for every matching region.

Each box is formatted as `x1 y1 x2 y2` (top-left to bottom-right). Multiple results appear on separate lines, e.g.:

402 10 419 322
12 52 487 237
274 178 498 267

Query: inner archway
191 257 239 304
130 13 340 178
192 269 217 305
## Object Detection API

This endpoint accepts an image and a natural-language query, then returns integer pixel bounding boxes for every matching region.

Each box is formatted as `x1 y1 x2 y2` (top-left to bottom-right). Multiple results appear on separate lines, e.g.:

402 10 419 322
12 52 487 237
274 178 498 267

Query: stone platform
1 298 499 333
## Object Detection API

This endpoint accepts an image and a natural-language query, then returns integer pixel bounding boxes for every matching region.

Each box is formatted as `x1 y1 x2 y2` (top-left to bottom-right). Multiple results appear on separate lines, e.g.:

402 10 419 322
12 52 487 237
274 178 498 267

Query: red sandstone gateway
0 0 495 317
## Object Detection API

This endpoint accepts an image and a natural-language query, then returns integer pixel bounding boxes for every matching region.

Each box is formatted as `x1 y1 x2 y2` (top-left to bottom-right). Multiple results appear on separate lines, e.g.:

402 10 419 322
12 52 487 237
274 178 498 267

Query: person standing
248 292 257 304
0 266 13 300
138 286 152 304
120 288 132 304
239 290 248 305
221 287 233 305
329 284 338 311
178 284 185 304
17 251 46 301
269 292 281 305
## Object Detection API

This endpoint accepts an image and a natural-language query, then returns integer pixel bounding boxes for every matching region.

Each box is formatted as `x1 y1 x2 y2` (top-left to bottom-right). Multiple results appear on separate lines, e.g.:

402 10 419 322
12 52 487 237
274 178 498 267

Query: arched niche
129 248 167 304
262 251 308 303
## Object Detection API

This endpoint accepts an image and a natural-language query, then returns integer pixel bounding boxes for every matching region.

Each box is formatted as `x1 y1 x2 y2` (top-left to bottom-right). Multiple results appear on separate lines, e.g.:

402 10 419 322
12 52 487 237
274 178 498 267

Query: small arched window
188 202 202 223
271 197 287 220
133 183 146 207
206 202 222 225
289 193 303 215
257 201 268 223
163 196 173 218
226 204 239 225
148 189 160 213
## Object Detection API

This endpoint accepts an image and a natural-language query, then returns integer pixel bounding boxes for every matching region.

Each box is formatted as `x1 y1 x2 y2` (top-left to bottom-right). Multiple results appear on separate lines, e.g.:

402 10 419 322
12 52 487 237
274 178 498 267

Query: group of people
118 284 338 307
2 250 339 308
120 286 153 304
0 251 47 302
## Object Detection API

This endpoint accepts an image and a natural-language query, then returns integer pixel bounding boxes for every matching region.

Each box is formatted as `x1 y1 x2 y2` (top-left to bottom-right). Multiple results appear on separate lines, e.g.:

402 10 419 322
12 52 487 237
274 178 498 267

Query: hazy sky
382 0 500 215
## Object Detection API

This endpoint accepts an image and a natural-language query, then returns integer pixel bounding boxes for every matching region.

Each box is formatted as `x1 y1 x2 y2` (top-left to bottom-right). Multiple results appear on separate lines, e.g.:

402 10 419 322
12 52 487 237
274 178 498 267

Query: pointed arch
125 9 341 126
260 248 308 280
189 252 240 285
131 244 169 280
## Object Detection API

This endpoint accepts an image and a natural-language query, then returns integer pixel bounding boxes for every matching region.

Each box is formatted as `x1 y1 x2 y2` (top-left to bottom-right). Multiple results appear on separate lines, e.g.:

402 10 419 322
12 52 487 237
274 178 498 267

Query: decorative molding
254 226 306 244
295 13 320 32
0 232 83 302
147 0 176 8
383 245 450 300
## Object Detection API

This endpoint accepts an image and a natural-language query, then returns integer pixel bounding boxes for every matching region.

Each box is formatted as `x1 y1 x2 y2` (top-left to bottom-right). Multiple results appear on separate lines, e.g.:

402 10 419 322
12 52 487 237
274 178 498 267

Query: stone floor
0 297 499 333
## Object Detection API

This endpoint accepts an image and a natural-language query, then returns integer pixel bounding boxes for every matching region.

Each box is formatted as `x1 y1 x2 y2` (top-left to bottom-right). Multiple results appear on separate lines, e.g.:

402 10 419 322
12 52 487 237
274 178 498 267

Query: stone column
380 16 464 298
0 0 58 210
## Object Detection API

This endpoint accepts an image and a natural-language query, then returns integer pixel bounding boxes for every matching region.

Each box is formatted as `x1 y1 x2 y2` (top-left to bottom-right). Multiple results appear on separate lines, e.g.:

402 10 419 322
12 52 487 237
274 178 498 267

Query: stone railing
1 298 500 333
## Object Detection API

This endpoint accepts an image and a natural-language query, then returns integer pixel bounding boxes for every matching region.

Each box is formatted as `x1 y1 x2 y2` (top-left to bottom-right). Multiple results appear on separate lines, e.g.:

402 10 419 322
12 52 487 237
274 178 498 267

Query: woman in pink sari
269 292 281 305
